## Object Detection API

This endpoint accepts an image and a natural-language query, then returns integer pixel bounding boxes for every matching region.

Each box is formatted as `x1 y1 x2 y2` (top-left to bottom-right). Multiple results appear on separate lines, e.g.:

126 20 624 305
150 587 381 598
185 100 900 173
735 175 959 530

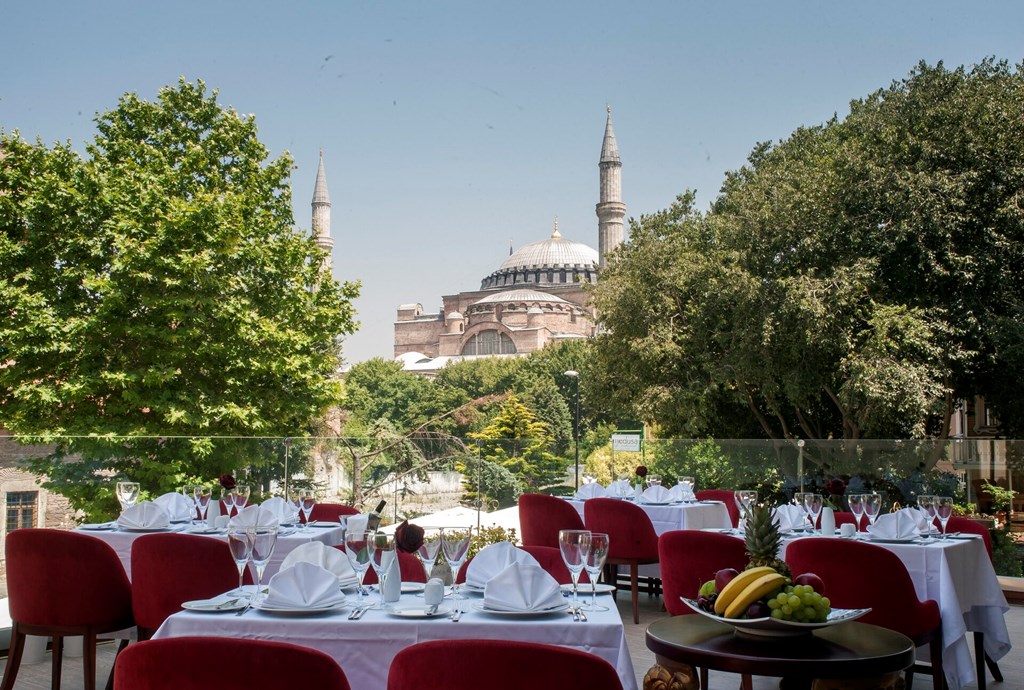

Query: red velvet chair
306 502 359 524
518 493 585 548
833 510 859 530
333 547 428 585
786 538 944 690
695 489 740 527
517 544 574 584
131 533 252 640
113 637 351 689
386 639 623 690
2 529 135 690
583 498 660 623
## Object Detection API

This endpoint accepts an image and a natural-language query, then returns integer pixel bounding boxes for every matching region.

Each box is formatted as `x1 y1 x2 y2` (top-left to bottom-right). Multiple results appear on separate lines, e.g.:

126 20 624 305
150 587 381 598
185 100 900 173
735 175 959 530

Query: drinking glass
580 532 609 612
181 485 199 523
558 529 591 614
793 492 814 531
227 527 254 595
935 496 954 538
441 528 472 613
288 490 302 525
847 493 865 533
250 526 279 606
220 487 237 519
679 476 695 499
646 474 662 488
115 481 140 512
193 486 212 522
917 494 938 537
370 533 396 609
416 528 443 581
233 485 251 512
802 494 824 534
863 492 883 529
733 490 757 520
344 530 374 608
299 490 316 527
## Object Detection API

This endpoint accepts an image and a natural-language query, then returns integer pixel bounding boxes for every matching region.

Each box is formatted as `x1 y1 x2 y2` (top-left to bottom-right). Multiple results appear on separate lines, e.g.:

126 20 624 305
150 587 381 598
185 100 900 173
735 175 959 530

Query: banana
713 566 777 615
724 573 787 619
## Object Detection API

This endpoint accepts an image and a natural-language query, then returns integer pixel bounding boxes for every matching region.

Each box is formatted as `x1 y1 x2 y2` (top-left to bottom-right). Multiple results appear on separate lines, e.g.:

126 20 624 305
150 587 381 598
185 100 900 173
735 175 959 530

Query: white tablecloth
78 524 346 581
567 498 732 535
153 591 637 690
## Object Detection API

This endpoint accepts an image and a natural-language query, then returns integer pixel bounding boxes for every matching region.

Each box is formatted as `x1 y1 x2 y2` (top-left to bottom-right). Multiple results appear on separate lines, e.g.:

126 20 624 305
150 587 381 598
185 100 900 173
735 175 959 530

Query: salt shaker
820 506 836 535
424 577 444 607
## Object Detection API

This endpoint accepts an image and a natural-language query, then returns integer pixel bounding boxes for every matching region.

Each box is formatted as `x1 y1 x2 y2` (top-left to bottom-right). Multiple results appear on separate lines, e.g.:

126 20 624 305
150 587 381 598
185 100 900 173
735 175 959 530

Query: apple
794 572 826 595
714 568 740 592
745 601 770 619
698 579 717 597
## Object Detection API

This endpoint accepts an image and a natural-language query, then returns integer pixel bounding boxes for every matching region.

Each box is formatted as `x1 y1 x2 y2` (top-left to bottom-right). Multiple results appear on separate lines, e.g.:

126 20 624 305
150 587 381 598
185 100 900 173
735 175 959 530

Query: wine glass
416 528 443 581
299 490 316 527
287 490 302 525
793 492 814 531
181 485 199 524
250 526 279 606
734 490 757 520
344 530 374 608
847 493 865 533
220 487 237 519
441 528 472 613
227 527 254 595
115 481 140 512
580 532 609 612
935 496 954 538
802 494 824 534
646 474 662 488
917 494 938 538
863 492 883 530
558 529 591 614
233 485 251 512
193 486 212 523
369 532 396 609
679 476 695 499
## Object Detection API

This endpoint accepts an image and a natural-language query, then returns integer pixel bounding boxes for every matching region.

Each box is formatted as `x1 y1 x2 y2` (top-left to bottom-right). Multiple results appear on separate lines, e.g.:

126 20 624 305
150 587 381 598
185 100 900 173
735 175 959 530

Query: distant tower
596 106 625 269
312 150 333 272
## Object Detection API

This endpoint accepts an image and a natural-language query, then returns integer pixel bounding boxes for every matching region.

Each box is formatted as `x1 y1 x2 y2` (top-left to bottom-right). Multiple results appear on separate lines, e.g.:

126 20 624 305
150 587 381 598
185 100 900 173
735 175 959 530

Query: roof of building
496 224 599 272
473 289 569 306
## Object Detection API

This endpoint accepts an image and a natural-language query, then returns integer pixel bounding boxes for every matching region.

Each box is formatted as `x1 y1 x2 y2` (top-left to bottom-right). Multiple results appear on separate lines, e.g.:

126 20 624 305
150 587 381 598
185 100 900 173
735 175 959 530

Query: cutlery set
569 607 588 622
348 605 370 620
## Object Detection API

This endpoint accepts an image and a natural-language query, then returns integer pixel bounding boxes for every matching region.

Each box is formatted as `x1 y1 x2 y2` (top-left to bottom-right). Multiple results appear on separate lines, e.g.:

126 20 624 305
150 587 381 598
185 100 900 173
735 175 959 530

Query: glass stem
591 577 597 610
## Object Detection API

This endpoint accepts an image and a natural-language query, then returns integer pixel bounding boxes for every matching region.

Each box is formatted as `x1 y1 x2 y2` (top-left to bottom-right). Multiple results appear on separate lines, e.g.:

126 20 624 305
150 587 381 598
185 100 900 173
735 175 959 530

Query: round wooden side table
644 616 916 690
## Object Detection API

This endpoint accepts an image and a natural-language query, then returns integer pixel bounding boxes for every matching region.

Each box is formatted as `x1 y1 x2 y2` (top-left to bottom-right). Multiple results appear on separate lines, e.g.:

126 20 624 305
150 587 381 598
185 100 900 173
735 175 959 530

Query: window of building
461 330 517 356
6 491 38 532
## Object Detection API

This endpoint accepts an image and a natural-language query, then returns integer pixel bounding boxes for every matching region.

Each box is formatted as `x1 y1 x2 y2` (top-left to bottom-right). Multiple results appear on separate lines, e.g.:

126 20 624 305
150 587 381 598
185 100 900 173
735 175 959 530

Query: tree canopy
592 59 1024 439
0 79 360 513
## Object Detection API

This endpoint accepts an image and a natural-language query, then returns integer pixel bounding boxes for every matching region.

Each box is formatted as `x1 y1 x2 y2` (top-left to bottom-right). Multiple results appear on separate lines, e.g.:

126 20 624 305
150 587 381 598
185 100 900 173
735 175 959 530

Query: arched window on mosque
461 330 517 356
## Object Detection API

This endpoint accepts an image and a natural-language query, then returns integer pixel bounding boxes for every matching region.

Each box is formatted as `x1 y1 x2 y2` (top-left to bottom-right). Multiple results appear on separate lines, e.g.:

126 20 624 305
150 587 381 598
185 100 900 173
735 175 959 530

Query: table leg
644 656 699 690
811 673 905 690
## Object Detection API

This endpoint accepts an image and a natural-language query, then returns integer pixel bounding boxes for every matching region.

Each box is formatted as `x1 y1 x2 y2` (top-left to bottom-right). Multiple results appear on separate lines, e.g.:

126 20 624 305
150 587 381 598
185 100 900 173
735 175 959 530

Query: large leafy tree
593 59 1024 440
0 79 360 515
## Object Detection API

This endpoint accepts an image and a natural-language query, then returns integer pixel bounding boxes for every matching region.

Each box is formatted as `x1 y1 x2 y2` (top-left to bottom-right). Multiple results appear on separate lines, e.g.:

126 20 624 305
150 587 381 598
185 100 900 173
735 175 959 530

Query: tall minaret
311 150 333 272
596 106 626 269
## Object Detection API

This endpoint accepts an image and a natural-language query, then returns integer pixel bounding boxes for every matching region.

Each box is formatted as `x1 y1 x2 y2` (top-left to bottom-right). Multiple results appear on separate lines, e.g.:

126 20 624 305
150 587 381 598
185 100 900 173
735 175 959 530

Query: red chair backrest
945 517 993 561
695 490 740 527
583 498 659 560
131 533 251 632
5 529 133 629
516 544 591 584
114 636 351 690
386 639 623 690
518 493 585 548
659 530 748 616
333 547 428 584
833 511 859 529
785 538 940 643
307 503 360 523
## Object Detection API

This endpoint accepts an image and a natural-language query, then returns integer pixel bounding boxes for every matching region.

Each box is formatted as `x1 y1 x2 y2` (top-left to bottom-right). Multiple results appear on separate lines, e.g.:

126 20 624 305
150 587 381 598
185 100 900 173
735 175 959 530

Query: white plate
460 584 487 595
254 603 347 616
561 583 616 595
181 598 247 613
867 536 920 544
386 605 451 618
472 602 569 617
401 582 426 593
682 598 870 638
119 526 172 532
641 501 672 506
79 523 117 531
187 526 223 534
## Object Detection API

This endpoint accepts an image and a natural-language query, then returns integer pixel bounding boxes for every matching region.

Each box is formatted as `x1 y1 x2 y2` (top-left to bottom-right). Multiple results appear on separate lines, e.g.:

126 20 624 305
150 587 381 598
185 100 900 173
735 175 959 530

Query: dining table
152 589 637 690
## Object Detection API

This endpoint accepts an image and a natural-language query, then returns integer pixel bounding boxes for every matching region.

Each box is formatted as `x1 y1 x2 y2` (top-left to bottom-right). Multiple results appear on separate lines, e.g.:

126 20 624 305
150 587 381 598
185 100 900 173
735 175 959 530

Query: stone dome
480 223 599 291
473 289 568 306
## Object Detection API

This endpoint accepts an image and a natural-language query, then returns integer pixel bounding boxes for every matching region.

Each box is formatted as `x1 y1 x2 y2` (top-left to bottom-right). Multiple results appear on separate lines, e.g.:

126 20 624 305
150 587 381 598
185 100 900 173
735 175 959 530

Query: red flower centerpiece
635 465 648 479
219 474 237 491
394 520 424 553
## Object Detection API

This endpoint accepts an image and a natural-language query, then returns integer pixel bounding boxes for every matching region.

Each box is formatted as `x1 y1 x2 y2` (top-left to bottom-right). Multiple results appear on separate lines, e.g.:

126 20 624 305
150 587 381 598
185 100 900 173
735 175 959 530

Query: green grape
767 598 780 610
781 604 792 616
801 593 814 606
788 595 801 608
770 609 783 620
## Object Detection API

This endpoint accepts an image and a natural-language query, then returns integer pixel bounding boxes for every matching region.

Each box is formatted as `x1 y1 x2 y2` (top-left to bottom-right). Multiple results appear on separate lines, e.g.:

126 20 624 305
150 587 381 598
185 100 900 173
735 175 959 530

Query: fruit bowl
682 598 871 639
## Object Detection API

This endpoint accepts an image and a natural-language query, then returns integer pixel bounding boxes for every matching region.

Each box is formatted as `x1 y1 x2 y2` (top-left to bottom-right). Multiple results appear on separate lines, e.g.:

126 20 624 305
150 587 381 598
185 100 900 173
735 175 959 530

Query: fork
576 607 588 622
348 605 368 620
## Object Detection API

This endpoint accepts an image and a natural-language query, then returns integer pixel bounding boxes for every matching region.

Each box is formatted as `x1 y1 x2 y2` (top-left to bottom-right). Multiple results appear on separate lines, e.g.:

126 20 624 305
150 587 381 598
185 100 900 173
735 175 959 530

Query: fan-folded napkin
153 492 195 522
575 482 606 500
117 502 171 530
482 562 565 612
262 561 346 609
773 504 808 532
465 542 540 589
228 504 281 530
669 483 696 502
280 541 357 587
257 497 299 525
641 485 671 504
867 510 921 540
342 514 370 536
606 480 633 498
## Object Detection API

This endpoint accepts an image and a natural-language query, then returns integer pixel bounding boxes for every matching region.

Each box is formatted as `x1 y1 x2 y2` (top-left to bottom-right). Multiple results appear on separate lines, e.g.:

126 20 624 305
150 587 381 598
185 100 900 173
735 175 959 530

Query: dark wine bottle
366 499 387 532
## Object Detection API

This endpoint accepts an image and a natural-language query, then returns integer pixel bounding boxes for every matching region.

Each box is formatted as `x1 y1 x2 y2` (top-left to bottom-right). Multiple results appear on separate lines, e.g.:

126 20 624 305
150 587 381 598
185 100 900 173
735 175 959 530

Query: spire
551 215 561 239
600 105 620 164
313 150 330 206
311 150 333 268
509 239 513 256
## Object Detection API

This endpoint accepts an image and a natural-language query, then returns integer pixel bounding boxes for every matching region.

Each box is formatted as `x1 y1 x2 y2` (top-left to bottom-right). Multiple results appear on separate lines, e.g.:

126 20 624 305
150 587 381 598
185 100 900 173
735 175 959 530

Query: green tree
0 80 359 517
342 358 434 433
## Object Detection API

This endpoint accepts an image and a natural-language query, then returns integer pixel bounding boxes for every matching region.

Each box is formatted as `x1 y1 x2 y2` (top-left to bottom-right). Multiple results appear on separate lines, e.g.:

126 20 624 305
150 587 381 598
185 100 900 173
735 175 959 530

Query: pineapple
744 502 792 580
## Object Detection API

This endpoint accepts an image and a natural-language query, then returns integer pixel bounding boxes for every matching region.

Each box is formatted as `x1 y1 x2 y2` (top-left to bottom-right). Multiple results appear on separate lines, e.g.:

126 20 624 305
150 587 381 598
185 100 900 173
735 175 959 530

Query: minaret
311 150 333 271
596 106 626 269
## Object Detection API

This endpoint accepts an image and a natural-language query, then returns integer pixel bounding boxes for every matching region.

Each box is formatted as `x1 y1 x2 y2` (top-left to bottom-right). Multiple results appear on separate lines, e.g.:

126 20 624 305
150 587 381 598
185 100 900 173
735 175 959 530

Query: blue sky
3 2 1022 362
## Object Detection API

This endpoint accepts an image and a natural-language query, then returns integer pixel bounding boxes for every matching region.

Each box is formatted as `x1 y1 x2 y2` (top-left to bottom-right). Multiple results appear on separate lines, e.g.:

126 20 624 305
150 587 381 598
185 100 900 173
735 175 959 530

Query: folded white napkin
575 483 606 500
483 562 565 612
867 511 921 540
606 480 633 498
262 561 347 609
228 504 282 530
773 504 808 532
153 492 195 522
256 497 299 525
466 542 540 589
902 507 932 531
668 483 696 502
117 502 171 530
641 485 671 504
280 541 357 587
344 514 370 536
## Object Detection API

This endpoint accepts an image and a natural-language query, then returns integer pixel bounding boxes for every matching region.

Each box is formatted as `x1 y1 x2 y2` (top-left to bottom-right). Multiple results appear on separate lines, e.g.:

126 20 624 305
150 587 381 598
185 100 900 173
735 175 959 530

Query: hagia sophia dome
480 221 600 291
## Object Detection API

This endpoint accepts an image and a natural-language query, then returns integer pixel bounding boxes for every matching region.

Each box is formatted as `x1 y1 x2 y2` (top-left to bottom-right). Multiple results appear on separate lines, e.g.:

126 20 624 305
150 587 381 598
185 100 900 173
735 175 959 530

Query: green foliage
0 79 359 516
980 481 1017 516
990 528 1023 577
343 358 433 433
469 525 518 557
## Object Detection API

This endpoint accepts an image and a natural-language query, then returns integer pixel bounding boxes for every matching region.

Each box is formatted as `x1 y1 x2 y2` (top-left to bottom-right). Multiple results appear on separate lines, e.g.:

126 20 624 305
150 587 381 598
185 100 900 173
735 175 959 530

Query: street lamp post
564 370 581 490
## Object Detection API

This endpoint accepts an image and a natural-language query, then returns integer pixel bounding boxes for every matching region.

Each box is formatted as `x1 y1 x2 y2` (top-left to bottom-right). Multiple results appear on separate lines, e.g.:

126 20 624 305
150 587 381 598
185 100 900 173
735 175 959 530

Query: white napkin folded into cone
280 541 357 588
641 485 671 504
575 482 606 500
262 561 347 610
668 483 695 502
465 542 540 590
117 502 171 530
867 510 922 540
483 562 565 612
256 497 299 526
153 492 195 522
773 504 808 532
228 504 282 530
606 480 633 498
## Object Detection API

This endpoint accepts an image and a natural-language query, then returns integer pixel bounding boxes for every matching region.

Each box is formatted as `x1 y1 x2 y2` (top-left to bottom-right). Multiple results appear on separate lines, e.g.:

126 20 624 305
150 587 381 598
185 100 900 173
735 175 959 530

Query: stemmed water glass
193 486 212 523
416 528 443 581
733 490 757 521
181 485 199 524
116 481 140 512
646 475 662 488
935 496 954 538
370 533 396 609
917 494 937 538
847 493 865 533
441 528 472 613
344 530 375 608
250 526 279 606
288 490 302 525
227 527 254 595
863 492 883 530
580 532 609 612
558 529 591 614
802 494 824 534
793 492 814 531
220 487 237 520
299 490 316 527
233 485 251 512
